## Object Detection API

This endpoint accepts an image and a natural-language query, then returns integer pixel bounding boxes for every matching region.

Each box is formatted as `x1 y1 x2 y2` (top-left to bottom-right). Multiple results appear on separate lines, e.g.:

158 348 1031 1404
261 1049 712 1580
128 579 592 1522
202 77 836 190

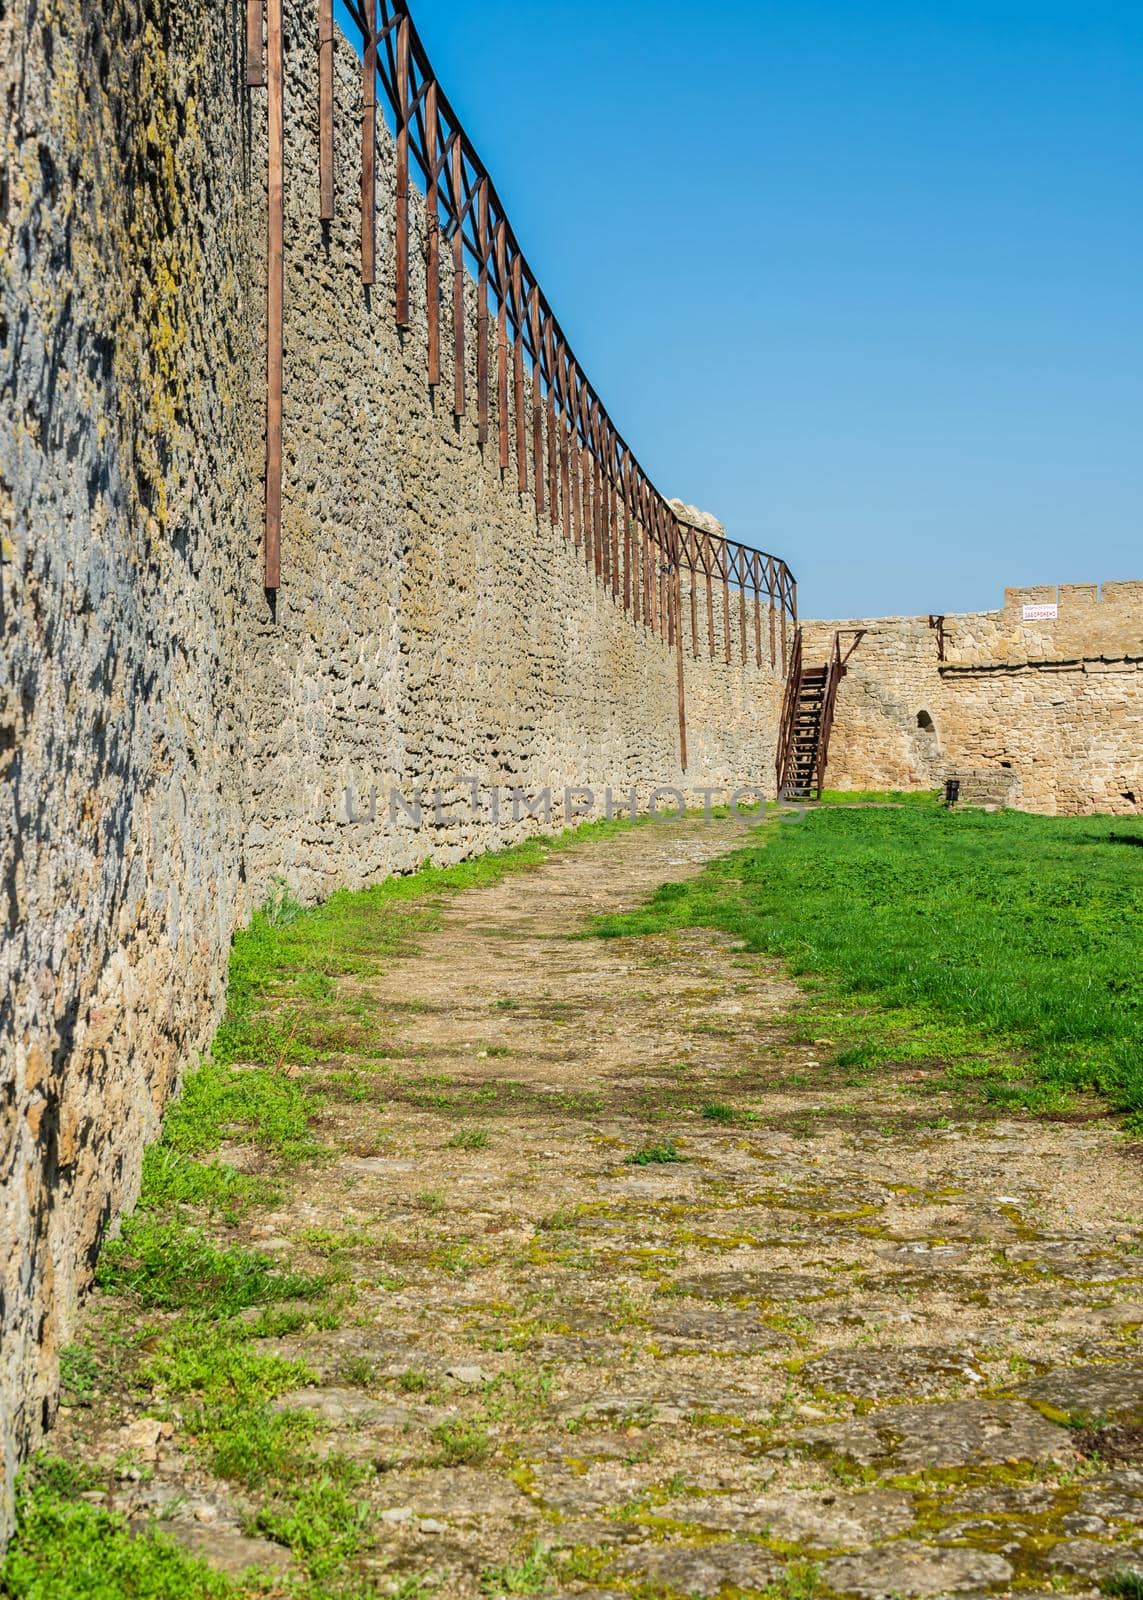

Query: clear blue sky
383 1 1141 618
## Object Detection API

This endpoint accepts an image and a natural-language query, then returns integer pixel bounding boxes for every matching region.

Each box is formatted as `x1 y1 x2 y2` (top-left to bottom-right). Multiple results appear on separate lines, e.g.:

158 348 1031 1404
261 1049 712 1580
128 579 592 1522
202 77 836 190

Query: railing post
530 288 543 517
360 0 377 285
722 546 731 665
545 320 558 529
424 80 439 383
317 0 333 218
512 258 526 492
246 0 264 87
477 179 490 444
450 138 464 417
265 0 283 589
394 13 411 326
738 551 748 664
496 221 510 469
675 542 688 772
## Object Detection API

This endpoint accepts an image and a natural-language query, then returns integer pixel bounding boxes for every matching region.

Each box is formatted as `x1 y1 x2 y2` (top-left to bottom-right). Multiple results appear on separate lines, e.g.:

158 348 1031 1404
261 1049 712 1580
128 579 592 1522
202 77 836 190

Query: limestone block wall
1 0 260 1530
799 615 947 791
803 582 1143 814
1 0 786 1527
243 13 785 902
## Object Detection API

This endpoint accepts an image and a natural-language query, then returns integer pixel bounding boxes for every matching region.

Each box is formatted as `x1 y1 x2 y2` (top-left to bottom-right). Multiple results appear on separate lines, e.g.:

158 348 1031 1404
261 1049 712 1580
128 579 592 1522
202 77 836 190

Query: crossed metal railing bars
247 0 796 762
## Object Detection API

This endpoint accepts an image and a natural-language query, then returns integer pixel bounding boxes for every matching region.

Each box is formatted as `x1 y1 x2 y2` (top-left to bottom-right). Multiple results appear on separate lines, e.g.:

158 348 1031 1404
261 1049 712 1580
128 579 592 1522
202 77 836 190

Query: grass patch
447 1128 491 1149
624 1141 686 1165
138 1318 374 1584
138 1145 278 1219
58 1345 101 1408
1104 1574 1143 1600
96 1217 321 1317
156 1058 321 1166
0 1465 259 1599
430 1418 491 1465
142 1320 317 1486
818 788 941 807
701 1101 756 1125
480 1540 557 1595
250 1460 372 1584
593 808 1143 1117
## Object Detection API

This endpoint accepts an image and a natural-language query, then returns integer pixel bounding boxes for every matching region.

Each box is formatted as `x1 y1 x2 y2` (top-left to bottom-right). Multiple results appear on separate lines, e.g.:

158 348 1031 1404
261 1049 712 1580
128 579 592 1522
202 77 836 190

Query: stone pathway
54 817 1143 1597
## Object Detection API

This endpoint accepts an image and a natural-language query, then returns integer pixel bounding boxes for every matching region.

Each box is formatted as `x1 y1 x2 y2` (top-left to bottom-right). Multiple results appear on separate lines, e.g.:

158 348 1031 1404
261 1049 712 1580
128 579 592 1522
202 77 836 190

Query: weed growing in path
448 1127 491 1149
624 1141 686 1165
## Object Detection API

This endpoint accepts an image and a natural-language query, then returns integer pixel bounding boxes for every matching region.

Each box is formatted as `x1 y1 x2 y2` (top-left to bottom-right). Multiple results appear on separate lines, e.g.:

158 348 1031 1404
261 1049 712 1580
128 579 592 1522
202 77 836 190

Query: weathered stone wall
1 0 784 1528
803 582 1143 814
242 15 783 902
1 0 260 1532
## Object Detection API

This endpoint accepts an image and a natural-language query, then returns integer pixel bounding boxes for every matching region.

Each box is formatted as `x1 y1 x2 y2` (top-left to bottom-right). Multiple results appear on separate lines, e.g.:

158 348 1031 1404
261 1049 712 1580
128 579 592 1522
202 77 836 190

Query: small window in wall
917 710 935 732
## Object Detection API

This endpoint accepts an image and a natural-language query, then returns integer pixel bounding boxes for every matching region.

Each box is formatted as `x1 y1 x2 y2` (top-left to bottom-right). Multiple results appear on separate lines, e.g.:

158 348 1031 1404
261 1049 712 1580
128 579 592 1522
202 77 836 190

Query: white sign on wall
1022 603 1059 621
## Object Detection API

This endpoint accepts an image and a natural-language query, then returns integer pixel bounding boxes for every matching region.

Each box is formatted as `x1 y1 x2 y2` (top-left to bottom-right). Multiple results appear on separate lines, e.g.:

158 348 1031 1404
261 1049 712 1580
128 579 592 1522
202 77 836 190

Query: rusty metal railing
248 0 797 665
777 628 865 799
776 627 805 796
816 630 864 795
247 0 797 773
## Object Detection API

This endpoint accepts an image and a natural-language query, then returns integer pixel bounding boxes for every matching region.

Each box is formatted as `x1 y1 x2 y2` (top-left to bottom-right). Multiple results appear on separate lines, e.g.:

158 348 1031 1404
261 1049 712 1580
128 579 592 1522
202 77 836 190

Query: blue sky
376 1 1141 618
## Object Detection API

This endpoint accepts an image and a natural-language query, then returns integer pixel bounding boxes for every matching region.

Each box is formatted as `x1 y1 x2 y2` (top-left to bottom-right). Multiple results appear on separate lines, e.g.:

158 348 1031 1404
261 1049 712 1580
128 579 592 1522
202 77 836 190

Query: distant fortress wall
802 582 1143 815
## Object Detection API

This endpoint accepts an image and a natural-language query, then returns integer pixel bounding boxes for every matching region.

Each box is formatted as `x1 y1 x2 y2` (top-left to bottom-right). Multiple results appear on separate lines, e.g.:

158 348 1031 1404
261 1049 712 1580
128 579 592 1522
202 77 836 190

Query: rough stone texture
0 0 258 1533
803 581 1143 814
0 0 784 1532
669 498 726 537
248 21 784 903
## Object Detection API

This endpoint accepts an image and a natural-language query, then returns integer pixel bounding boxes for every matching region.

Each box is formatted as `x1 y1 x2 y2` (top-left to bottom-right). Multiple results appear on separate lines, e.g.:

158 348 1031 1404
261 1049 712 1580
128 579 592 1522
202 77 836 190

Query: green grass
430 1417 491 1465
624 1141 686 1165
448 1127 491 1149
250 1461 372 1584
817 788 941 807
1 1465 258 1599
58 1345 101 1407
137 1145 278 1219
701 1101 755 1124
480 1540 557 1595
1103 1573 1143 1600
96 1217 321 1316
593 807 1143 1117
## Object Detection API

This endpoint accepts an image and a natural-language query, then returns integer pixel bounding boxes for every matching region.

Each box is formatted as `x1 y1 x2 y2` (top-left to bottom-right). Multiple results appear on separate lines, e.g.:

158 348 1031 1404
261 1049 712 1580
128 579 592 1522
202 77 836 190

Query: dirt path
55 818 1143 1597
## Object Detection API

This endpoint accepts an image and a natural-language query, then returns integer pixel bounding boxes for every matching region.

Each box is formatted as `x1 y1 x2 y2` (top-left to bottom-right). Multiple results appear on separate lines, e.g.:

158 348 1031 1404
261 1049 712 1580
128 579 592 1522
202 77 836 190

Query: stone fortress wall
250 17 785 904
0 0 784 1527
1 0 261 1534
802 581 1143 815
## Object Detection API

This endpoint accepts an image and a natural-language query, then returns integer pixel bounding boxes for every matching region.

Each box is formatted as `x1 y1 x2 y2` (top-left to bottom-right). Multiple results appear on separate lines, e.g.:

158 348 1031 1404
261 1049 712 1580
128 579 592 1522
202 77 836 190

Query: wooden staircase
784 661 830 800
776 628 866 800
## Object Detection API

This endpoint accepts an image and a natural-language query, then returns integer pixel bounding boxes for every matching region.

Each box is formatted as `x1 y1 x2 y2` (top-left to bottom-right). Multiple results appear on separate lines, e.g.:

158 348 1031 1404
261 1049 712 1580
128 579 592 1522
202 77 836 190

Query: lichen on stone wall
1 0 258 1539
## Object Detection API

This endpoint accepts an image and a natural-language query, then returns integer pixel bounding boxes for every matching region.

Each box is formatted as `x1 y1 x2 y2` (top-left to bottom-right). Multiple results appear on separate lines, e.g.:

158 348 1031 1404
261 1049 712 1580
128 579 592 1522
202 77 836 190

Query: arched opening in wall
917 710 935 732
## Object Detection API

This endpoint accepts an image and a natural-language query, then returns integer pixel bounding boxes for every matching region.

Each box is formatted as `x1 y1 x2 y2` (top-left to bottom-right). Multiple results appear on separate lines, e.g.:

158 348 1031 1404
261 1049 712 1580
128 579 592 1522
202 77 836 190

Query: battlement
1003 580 1143 615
